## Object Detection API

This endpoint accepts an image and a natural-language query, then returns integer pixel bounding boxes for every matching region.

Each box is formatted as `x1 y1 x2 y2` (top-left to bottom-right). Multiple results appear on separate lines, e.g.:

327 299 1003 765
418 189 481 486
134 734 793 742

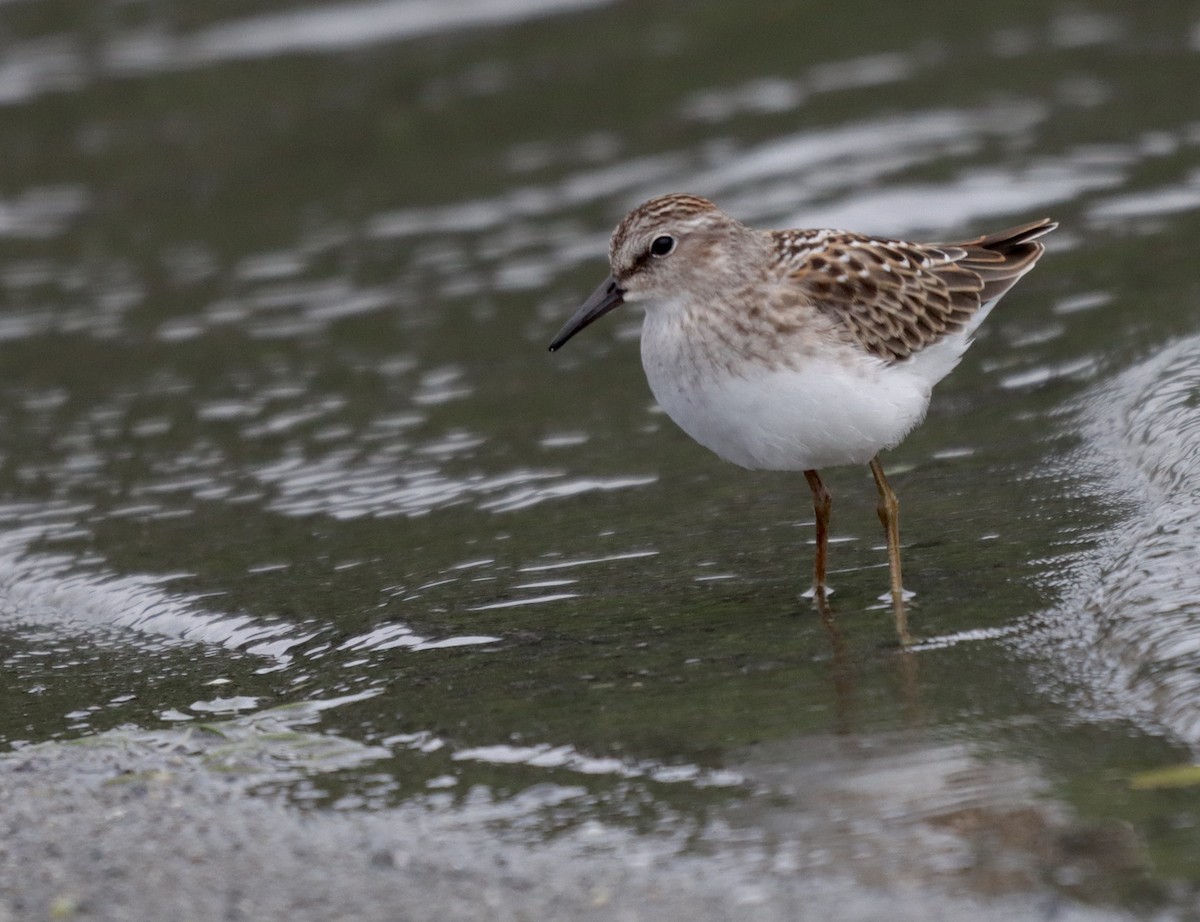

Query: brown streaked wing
773 218 1056 362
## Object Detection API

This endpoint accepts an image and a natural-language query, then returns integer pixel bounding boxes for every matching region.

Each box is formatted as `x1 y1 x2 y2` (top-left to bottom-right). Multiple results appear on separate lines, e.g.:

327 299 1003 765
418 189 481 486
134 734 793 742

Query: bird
548 194 1055 642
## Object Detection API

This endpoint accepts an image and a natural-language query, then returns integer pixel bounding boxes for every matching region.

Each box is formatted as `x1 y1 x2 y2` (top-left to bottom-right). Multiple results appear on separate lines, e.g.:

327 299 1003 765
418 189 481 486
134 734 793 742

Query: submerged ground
2 1 1200 918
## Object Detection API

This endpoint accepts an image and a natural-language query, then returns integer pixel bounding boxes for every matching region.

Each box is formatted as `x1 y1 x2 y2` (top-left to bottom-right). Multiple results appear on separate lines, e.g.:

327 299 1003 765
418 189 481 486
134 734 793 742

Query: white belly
640 317 934 472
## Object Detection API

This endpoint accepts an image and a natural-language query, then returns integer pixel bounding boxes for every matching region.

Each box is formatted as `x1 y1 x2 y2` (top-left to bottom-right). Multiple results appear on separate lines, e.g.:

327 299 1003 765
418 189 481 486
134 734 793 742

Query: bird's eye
649 235 676 258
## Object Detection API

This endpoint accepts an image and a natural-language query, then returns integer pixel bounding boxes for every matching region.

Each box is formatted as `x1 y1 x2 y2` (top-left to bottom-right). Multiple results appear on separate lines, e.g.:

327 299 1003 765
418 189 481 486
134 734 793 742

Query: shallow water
3 0 1200 916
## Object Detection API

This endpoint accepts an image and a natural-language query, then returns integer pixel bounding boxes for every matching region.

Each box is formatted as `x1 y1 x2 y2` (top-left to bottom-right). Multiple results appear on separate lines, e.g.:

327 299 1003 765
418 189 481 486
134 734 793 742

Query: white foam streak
181 0 612 64
453 741 744 786
338 622 500 652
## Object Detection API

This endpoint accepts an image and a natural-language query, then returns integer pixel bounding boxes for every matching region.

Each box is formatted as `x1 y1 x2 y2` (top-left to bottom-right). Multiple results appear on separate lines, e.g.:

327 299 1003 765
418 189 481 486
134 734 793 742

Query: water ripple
255 451 655 519
0 520 316 666
1037 335 1200 744
336 622 499 652
0 0 617 107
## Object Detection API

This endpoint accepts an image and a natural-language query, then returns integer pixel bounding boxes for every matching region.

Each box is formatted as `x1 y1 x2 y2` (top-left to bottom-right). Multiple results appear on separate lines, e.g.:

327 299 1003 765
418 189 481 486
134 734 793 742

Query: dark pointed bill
548 275 626 352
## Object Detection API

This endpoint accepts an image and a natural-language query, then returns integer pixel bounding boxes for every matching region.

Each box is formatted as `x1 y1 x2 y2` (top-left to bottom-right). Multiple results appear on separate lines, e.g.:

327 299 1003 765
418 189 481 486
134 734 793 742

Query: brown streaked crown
608 194 729 278
610 193 720 254
607 194 771 299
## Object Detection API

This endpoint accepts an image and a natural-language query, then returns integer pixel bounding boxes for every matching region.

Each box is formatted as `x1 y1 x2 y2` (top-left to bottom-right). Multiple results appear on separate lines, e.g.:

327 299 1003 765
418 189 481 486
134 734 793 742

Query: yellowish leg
804 469 831 602
869 456 911 645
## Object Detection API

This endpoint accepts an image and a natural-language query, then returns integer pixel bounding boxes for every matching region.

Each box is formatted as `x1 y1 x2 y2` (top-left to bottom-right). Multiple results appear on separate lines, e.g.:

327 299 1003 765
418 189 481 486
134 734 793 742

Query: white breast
639 306 937 472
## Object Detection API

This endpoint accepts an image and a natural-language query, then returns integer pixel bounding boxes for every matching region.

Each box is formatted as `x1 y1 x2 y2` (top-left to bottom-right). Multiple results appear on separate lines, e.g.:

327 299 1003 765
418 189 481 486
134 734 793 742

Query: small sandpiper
549 194 1055 642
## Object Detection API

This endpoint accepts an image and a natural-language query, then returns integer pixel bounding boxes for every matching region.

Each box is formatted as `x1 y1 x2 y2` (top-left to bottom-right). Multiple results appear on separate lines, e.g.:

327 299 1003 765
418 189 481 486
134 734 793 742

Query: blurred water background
3 0 1200 916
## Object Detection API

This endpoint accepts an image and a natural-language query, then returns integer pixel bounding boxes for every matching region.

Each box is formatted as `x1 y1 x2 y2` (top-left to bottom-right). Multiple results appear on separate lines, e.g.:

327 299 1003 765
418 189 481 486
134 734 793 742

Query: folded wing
774 218 1057 363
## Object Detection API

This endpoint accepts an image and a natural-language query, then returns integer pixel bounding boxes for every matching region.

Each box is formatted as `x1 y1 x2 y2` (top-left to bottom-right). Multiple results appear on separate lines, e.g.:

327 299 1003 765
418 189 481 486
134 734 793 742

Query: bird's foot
875 587 915 603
